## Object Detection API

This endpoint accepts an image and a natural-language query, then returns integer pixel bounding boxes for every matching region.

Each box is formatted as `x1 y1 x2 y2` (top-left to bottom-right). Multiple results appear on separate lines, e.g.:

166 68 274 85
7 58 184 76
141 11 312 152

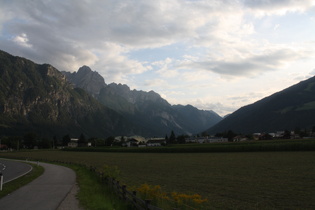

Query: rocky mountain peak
40 64 67 82
77 65 93 75
62 66 106 96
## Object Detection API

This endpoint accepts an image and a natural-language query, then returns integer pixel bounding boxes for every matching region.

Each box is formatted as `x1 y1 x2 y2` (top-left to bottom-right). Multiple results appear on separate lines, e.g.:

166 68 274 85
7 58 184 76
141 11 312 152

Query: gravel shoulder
57 183 83 210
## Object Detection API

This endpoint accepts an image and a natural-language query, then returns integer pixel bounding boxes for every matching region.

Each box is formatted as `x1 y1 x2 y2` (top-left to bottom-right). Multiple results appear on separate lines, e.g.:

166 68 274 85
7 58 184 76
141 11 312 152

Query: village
66 129 315 148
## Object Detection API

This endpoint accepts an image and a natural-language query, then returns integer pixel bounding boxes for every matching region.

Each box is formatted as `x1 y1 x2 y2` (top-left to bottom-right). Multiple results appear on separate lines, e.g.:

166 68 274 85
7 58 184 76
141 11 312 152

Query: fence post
132 191 137 204
116 180 120 195
145 199 151 210
0 172 3 191
122 185 127 200
100 172 105 183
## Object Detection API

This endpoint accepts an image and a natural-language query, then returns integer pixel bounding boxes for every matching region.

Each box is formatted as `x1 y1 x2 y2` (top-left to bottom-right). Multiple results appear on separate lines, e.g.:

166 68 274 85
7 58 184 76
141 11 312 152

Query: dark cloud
0 0 232 73
183 49 303 77
0 0 313 79
243 0 314 12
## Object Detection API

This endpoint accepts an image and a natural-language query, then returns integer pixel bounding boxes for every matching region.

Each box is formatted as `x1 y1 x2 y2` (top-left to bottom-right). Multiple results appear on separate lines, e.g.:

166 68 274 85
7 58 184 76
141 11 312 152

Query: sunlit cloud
13 33 32 48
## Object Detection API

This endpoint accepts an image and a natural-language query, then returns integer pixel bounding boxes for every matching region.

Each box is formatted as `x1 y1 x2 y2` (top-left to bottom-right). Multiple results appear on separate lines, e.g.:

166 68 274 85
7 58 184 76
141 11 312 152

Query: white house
146 138 166 147
68 138 78 148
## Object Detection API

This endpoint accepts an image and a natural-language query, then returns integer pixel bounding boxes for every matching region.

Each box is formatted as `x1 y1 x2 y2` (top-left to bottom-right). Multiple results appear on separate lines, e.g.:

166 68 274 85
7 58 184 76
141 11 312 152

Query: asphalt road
0 161 76 210
0 159 33 183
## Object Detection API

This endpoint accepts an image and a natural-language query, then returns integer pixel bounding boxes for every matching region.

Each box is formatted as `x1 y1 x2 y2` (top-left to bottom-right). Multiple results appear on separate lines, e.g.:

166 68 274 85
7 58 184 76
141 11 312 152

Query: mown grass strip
0 163 44 199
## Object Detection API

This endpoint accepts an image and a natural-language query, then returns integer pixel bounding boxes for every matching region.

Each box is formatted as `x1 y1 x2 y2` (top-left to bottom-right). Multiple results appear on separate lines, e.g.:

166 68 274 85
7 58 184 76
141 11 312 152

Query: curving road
0 160 76 210
0 159 33 183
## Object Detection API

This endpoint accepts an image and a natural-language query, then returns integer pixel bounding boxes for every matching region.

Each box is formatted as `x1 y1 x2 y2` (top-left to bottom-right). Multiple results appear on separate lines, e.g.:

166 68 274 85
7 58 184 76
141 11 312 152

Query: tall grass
69 164 132 210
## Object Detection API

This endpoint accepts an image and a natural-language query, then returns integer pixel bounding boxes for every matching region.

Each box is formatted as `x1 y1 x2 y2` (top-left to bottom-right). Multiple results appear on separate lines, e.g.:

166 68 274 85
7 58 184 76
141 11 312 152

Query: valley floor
1 149 314 209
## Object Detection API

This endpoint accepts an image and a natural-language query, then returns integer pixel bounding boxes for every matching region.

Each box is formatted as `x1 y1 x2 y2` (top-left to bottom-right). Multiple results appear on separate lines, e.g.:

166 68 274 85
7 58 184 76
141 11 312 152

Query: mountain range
0 50 221 138
2 49 314 139
63 66 222 136
206 75 315 134
0 50 146 138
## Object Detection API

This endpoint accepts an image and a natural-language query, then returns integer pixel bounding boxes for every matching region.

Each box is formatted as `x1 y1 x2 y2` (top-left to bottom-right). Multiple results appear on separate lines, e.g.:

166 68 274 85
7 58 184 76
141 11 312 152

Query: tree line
0 132 117 150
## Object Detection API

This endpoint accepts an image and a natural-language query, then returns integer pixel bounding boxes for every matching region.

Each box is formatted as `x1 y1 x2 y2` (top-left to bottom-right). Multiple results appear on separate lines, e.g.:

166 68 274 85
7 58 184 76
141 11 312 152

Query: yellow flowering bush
171 192 208 207
136 184 207 209
137 184 168 201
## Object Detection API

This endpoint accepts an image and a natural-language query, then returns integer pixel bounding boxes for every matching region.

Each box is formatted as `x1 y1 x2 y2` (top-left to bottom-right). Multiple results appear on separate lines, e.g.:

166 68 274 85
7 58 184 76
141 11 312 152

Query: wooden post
132 191 137 204
145 199 151 210
0 172 3 191
100 172 104 183
116 180 120 194
122 185 127 200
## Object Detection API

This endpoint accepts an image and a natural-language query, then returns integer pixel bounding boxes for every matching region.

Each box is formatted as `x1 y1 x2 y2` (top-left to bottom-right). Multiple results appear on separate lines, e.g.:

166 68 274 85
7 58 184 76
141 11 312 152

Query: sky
0 0 315 116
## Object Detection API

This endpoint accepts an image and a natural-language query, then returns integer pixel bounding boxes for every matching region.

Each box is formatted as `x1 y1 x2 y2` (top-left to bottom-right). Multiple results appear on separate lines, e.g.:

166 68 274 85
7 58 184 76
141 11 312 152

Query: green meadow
1 148 315 209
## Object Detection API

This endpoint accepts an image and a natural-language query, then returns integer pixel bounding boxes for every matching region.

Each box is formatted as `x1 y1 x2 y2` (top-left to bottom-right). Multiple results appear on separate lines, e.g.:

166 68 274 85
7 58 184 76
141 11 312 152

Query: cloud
13 33 32 48
179 48 310 77
191 101 237 117
243 0 315 15
1 0 312 76
1 0 232 74
0 0 314 116
91 43 151 83
143 78 168 88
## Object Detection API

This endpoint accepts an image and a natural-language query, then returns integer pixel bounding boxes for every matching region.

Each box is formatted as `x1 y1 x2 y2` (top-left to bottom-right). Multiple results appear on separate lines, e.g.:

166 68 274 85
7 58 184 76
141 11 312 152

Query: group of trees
0 132 55 150
0 132 118 150
165 130 188 144
2 125 315 151
212 125 315 141
165 126 315 145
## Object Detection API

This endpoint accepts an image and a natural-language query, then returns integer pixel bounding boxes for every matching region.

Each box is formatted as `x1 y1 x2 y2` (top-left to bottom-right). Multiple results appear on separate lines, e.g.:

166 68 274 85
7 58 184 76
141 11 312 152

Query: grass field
1 149 314 209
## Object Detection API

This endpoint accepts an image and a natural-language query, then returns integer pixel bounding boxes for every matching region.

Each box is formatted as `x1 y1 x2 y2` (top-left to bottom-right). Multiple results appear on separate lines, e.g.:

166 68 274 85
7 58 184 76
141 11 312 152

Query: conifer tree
169 130 176 144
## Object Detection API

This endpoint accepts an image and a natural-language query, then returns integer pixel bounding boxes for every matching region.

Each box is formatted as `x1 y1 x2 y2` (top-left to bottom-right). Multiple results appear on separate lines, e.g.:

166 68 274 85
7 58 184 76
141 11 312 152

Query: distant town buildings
67 138 78 148
65 129 315 148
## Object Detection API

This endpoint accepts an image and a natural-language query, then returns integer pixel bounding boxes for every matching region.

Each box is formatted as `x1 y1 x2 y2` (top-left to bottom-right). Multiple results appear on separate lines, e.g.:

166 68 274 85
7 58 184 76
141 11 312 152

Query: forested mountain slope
0 50 142 138
206 76 315 134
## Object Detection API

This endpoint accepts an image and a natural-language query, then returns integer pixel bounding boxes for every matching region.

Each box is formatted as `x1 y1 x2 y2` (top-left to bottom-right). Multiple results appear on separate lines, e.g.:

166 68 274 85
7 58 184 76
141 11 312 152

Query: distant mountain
206 76 315 134
62 65 106 97
64 67 222 136
0 50 142 138
172 104 222 134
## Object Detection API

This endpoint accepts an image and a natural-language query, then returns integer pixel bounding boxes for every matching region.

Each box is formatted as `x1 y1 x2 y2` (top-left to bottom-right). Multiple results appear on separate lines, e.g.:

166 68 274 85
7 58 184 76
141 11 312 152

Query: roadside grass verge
0 157 132 209
66 163 133 210
0 163 44 199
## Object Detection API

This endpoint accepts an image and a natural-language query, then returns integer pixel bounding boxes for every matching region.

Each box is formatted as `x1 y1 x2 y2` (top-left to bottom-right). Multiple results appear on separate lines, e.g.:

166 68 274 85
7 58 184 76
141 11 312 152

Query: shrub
136 184 207 209
100 164 121 179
